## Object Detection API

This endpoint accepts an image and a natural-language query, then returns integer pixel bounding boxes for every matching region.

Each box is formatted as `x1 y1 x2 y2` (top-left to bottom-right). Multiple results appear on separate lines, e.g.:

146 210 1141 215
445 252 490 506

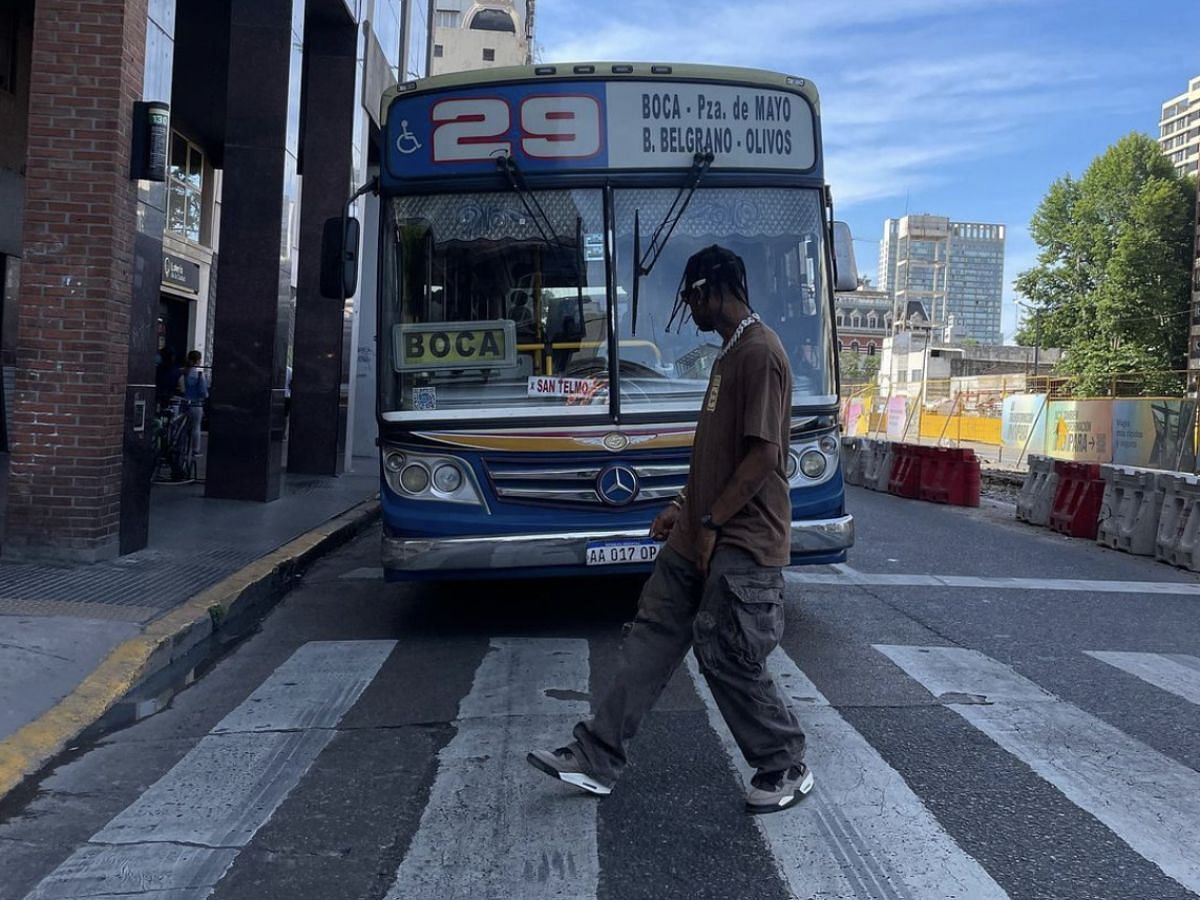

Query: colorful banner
1112 399 1196 470
1046 400 1113 462
885 396 909 441
1000 394 1048 452
843 398 867 436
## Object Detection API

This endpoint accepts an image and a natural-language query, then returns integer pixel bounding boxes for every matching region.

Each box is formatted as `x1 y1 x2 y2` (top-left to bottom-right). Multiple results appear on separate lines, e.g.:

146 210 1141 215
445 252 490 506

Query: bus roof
380 61 819 126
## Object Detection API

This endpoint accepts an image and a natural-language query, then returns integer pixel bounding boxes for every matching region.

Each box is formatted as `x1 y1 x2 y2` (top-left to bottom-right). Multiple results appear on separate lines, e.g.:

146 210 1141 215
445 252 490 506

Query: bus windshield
379 186 833 421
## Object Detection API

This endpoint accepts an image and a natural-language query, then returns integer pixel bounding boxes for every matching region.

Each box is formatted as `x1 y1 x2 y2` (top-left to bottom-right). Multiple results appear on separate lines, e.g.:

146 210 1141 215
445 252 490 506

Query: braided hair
667 244 752 332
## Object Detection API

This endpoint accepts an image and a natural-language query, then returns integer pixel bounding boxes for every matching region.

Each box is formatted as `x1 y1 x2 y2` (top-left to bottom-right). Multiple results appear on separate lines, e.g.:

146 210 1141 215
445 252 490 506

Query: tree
1015 133 1196 395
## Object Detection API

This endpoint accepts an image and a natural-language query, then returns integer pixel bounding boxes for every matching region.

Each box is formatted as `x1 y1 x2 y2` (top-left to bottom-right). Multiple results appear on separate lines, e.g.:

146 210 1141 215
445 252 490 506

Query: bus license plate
586 539 661 567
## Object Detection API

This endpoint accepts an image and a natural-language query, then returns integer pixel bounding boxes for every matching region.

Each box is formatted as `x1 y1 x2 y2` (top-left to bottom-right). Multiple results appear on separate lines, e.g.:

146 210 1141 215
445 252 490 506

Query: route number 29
431 95 602 162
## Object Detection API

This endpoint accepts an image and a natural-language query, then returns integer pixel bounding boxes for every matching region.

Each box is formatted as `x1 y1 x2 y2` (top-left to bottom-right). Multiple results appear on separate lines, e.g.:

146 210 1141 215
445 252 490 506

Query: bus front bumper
382 515 854 575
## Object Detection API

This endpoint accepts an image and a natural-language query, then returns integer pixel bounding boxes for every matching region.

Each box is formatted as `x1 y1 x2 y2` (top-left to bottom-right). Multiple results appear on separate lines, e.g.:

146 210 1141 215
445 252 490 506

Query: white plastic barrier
1155 473 1200 571
1097 466 1165 557
841 437 866 487
1016 455 1058 527
869 441 895 493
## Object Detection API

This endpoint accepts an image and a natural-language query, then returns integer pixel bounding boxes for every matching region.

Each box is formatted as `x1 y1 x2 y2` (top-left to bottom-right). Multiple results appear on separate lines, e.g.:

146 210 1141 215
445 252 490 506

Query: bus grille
485 460 689 506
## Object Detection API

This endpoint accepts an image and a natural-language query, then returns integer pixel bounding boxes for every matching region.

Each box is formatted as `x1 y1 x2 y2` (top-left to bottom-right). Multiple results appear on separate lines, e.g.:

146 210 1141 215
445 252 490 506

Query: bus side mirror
320 216 361 299
831 221 859 292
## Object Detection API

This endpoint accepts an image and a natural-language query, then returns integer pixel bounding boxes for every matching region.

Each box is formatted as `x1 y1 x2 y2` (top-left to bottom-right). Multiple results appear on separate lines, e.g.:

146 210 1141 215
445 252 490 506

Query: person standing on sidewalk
528 245 811 814
179 350 209 470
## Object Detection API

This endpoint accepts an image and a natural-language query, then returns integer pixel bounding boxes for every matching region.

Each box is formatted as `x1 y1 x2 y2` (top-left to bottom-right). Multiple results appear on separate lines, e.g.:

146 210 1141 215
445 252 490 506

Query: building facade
0 0 433 562
834 287 892 356
878 215 1006 345
1191 183 1200 385
430 0 533 75
1160 75 1200 178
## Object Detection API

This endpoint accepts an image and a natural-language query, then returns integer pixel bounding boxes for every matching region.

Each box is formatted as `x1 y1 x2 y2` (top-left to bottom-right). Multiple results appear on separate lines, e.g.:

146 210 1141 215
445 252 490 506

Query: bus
327 62 857 580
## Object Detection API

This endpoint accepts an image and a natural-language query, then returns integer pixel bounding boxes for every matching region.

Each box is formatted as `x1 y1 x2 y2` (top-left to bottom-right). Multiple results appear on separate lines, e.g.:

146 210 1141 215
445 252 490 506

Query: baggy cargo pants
572 544 807 784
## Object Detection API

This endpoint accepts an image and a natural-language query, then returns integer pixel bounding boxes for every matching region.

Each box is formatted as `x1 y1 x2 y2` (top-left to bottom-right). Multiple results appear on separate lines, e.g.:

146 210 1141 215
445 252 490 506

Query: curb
0 497 381 804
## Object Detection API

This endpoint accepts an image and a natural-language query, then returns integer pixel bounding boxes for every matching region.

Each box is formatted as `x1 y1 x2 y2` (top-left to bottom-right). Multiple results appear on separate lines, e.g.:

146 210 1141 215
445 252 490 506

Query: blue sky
535 0 1199 342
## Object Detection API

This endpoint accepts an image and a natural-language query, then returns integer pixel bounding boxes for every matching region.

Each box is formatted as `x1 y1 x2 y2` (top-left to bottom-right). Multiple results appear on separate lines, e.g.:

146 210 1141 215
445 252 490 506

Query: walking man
528 245 812 814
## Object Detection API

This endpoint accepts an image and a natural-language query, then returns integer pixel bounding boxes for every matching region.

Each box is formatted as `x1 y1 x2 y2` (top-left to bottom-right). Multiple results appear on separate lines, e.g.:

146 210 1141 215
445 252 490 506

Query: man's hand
696 526 718 577
650 503 680 541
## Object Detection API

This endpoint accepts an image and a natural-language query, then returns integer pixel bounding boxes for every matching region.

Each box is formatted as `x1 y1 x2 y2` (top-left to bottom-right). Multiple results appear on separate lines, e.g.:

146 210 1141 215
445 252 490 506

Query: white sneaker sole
527 752 612 796
746 768 814 815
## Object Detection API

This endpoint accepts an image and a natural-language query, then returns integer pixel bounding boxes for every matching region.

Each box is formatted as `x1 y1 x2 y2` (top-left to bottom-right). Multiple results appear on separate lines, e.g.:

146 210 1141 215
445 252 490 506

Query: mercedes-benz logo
596 464 639 507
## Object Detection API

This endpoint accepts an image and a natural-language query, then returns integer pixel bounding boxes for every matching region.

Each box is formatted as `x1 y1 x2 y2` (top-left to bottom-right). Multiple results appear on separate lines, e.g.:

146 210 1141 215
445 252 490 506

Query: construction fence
840 372 1197 473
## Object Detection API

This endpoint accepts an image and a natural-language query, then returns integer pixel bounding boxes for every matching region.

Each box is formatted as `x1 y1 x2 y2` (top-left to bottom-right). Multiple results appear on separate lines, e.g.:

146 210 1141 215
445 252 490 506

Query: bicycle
152 397 195 483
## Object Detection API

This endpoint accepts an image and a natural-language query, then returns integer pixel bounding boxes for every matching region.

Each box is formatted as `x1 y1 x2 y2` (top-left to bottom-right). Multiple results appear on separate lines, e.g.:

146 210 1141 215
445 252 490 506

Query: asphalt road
2 487 1199 900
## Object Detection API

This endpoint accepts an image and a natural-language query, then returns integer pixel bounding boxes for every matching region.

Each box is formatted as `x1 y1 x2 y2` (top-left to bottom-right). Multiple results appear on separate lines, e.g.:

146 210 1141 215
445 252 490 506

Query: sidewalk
0 466 380 798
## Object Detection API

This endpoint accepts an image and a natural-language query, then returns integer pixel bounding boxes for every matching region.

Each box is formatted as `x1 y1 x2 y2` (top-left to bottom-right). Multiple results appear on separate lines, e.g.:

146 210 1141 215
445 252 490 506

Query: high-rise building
1190 185 1200 384
1159 75 1200 178
430 1 534 75
878 215 1006 345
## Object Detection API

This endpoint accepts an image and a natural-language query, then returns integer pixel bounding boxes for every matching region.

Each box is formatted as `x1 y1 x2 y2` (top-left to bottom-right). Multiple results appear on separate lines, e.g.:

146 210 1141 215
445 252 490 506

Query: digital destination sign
384 80 817 183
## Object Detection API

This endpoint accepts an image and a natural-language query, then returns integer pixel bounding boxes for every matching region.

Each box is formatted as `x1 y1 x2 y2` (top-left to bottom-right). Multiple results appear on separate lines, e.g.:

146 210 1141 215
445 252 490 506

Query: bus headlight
800 450 827 479
432 463 463 494
400 463 431 494
382 446 484 507
788 428 840 486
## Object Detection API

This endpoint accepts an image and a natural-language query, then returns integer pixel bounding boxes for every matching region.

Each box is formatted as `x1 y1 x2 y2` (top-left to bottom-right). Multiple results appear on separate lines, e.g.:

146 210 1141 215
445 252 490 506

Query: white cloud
535 0 1143 212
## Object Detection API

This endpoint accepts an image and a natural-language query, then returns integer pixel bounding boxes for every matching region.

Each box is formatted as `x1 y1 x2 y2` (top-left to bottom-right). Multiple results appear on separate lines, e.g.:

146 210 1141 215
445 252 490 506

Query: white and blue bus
330 62 857 580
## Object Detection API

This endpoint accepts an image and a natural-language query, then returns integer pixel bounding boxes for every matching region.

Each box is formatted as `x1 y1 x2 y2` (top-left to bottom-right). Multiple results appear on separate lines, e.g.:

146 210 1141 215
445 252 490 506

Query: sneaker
745 763 814 814
527 746 613 796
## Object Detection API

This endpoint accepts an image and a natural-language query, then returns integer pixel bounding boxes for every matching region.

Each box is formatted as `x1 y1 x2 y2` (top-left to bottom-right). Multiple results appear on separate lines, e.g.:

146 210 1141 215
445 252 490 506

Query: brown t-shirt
668 323 792 568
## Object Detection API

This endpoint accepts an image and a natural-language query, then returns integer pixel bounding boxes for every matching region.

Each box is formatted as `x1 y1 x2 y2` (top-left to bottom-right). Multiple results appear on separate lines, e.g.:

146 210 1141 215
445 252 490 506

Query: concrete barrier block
1017 455 1058 527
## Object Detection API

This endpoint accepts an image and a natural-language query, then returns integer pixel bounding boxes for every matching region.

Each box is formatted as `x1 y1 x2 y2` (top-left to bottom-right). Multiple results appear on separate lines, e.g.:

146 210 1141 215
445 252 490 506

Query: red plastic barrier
918 447 981 507
887 444 923 499
1049 462 1105 539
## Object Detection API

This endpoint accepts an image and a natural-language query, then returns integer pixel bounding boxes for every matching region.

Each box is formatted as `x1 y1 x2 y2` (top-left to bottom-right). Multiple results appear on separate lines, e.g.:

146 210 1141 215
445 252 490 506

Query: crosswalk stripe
785 568 1200 595
23 640 395 900
385 637 598 900
875 644 1200 895
685 651 1010 899
1085 651 1200 706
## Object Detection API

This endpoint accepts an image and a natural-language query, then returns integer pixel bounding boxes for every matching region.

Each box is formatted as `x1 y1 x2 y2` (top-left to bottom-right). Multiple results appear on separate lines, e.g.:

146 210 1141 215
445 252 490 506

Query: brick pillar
6 0 148 562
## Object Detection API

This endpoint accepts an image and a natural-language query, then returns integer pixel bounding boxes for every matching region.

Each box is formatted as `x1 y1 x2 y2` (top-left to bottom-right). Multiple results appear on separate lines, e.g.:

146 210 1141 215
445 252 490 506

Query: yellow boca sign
393 321 517 371
1046 400 1113 463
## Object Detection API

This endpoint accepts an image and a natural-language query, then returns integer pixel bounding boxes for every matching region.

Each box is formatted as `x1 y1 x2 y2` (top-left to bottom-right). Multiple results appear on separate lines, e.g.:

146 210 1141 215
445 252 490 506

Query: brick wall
6 0 147 561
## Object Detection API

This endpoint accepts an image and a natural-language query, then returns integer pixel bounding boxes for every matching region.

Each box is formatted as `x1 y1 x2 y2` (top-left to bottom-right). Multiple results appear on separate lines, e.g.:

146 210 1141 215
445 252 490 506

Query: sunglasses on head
681 277 708 303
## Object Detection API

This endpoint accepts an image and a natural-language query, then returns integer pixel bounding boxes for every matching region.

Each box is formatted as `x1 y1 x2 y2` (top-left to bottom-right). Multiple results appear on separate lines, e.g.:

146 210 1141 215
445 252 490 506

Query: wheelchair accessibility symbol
395 120 422 155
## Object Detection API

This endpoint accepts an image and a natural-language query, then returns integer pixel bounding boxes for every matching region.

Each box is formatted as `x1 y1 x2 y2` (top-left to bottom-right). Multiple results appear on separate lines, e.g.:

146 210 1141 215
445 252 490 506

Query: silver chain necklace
716 313 761 361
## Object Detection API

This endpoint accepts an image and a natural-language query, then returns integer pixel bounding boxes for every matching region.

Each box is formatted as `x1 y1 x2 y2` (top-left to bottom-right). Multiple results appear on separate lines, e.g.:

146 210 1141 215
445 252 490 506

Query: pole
1033 312 1040 377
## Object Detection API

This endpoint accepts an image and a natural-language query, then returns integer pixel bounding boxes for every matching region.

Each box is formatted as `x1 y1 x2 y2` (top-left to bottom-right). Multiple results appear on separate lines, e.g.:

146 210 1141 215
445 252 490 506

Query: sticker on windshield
411 387 437 411
393 321 517 372
528 376 604 402
584 233 605 261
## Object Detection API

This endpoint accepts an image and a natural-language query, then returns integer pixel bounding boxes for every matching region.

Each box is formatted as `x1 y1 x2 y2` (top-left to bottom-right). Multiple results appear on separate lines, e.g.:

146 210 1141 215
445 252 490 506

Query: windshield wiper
495 154 568 250
631 151 714 335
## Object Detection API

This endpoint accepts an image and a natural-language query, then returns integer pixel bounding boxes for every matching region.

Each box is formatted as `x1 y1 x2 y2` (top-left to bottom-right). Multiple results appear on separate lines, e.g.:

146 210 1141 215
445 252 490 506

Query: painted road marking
686 651 1010 900
23 641 395 900
339 566 384 580
385 637 598 900
1085 651 1200 706
787 566 1200 595
875 645 1200 895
